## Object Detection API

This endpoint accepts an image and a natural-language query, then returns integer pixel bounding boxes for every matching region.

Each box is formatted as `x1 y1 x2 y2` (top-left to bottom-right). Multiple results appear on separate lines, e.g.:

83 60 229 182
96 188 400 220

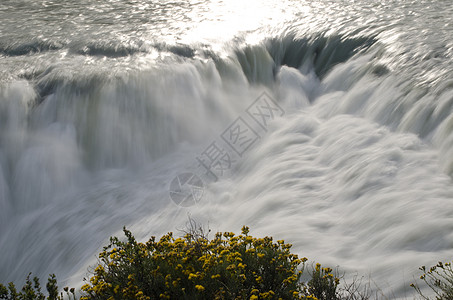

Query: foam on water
1 1 453 299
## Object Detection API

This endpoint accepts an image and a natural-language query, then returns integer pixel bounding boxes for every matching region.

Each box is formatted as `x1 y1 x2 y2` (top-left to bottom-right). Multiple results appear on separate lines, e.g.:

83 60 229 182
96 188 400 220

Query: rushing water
1 0 453 298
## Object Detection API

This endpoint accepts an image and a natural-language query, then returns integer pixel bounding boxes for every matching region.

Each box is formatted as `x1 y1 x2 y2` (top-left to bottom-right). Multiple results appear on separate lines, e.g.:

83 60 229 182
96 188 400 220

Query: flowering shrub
5 229 453 300
308 263 340 300
0 225 344 300
411 261 453 300
80 226 330 300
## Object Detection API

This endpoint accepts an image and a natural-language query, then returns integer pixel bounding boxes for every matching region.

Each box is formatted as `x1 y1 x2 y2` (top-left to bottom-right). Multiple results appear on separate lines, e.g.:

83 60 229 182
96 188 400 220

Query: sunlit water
1 0 453 298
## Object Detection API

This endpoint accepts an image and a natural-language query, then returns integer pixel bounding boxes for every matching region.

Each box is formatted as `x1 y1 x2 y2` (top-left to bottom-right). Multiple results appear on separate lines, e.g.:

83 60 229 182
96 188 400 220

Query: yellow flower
224 232 235 238
250 295 258 300
94 265 104 273
114 285 120 294
241 226 250 235
195 285 205 291
220 250 229 255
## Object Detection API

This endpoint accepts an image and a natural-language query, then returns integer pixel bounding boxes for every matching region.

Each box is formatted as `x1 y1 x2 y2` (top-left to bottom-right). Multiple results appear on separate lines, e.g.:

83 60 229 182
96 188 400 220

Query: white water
1 1 453 299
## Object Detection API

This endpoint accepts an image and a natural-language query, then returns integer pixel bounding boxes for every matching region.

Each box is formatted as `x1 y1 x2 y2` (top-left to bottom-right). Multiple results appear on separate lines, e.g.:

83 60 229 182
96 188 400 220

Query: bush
80 225 339 300
0 224 345 300
8 228 453 299
0 273 75 300
307 263 340 300
411 261 453 300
